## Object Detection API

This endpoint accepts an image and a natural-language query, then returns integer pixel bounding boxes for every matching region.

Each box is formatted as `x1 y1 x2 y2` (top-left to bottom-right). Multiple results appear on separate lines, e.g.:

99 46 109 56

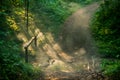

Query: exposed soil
17 2 108 80
44 70 107 80
31 2 106 80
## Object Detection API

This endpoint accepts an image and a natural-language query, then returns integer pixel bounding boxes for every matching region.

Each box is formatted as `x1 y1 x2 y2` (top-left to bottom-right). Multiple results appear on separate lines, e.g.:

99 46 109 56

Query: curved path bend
32 2 107 80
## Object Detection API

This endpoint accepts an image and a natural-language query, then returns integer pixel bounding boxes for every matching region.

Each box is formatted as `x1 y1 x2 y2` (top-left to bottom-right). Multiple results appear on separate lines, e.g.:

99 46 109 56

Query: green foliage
101 59 120 80
91 0 120 58
1 14 30 80
30 0 72 39
0 0 24 13
31 0 98 39
34 0 70 23
91 0 120 78
64 0 99 5
0 1 42 80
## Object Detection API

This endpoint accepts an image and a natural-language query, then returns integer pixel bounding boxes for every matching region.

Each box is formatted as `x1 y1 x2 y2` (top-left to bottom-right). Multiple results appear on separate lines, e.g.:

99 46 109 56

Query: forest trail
18 2 106 80
33 2 100 71
30 2 105 80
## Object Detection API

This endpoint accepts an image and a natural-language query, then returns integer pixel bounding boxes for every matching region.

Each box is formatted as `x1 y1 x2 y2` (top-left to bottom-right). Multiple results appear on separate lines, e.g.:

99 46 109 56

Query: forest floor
33 2 108 80
18 2 108 80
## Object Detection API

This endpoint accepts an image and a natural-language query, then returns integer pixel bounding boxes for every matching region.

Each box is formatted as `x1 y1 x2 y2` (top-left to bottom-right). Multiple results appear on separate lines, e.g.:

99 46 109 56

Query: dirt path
44 70 106 80
27 2 107 80
39 2 101 71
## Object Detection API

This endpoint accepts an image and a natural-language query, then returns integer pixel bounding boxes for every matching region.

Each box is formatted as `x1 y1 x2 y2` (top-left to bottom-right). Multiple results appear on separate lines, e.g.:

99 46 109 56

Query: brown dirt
44 70 107 80
33 2 105 80
17 2 108 80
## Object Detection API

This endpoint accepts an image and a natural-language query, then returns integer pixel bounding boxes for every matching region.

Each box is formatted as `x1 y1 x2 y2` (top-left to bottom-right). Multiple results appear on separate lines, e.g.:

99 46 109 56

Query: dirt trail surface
44 70 106 80
18 2 108 80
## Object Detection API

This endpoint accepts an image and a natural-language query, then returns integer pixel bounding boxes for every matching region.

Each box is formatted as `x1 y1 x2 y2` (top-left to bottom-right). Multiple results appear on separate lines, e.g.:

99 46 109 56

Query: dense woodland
0 0 120 80
91 0 120 79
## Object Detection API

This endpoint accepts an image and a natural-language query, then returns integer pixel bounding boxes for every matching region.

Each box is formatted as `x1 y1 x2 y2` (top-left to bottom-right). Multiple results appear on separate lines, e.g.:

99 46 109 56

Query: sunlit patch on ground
15 2 102 79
